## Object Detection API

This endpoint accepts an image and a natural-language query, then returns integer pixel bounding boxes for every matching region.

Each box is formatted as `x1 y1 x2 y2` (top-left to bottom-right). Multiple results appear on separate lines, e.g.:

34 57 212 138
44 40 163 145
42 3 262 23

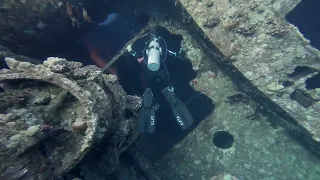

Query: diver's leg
157 67 173 90
159 69 194 129
138 88 156 133
137 67 159 133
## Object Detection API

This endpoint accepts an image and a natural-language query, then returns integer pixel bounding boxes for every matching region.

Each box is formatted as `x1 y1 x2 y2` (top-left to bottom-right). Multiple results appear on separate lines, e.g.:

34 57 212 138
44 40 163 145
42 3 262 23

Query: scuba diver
126 27 194 133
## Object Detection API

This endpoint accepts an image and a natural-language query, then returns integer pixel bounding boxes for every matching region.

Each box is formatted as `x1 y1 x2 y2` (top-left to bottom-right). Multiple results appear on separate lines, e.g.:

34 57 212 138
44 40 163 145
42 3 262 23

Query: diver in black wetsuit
127 27 194 133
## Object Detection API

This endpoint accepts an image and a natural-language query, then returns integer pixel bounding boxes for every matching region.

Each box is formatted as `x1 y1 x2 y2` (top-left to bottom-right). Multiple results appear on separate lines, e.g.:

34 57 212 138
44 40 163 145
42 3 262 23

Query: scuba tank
145 33 167 72
146 37 162 71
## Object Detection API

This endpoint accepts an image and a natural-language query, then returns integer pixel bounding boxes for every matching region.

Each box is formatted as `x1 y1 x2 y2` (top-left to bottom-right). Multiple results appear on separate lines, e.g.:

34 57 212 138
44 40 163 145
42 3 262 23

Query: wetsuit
129 26 194 133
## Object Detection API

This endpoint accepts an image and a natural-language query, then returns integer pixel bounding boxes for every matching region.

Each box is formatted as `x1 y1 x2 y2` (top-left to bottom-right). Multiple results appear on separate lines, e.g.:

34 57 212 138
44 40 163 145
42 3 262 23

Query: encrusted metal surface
175 0 320 143
0 55 141 179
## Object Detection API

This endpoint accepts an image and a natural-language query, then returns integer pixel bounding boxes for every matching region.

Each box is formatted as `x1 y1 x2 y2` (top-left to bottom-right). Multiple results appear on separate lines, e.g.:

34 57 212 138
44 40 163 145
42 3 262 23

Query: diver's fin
138 108 155 133
138 88 156 133
161 87 193 129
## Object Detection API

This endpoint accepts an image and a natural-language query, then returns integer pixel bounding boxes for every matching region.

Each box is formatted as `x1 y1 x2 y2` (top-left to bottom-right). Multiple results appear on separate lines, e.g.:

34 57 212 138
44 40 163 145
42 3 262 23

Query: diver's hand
137 57 144 63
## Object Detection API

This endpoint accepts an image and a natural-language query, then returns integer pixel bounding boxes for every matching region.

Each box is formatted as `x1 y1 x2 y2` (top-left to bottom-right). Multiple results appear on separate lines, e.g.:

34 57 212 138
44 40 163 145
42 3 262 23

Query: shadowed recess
212 131 234 149
288 66 317 80
305 74 320 90
290 89 316 108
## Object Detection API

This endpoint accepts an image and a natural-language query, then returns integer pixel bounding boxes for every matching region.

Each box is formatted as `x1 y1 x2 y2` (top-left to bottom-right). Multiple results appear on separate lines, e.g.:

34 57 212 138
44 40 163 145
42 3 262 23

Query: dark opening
124 109 135 119
39 142 48 158
288 66 316 80
290 89 316 108
285 0 320 50
113 152 146 180
212 131 234 149
1 79 51 88
0 59 8 69
226 93 250 105
305 74 320 90
116 26 215 162
282 80 294 87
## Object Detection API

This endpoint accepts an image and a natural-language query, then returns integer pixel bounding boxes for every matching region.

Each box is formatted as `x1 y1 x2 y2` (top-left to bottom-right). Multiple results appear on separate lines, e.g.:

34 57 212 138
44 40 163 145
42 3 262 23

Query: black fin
162 87 194 129
138 108 155 133
138 88 156 133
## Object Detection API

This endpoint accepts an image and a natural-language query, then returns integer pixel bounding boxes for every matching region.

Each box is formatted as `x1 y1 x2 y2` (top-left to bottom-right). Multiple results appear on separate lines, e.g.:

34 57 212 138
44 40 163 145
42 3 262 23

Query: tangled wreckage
0 56 142 179
1 0 320 179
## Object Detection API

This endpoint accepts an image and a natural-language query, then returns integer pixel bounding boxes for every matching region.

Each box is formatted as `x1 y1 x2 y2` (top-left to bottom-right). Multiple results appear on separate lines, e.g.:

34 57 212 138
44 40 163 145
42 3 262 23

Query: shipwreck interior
54 8 216 164
1 0 217 178
1 0 320 179
114 26 215 162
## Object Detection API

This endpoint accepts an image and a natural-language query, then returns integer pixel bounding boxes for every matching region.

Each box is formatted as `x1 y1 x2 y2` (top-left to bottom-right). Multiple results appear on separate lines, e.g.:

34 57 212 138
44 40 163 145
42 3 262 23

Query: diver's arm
127 44 145 63
167 48 183 59
167 49 178 56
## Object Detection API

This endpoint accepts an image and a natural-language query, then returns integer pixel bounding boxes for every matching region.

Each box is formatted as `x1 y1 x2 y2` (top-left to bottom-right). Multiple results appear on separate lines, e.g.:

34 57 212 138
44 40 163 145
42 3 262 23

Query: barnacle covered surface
0 55 141 179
